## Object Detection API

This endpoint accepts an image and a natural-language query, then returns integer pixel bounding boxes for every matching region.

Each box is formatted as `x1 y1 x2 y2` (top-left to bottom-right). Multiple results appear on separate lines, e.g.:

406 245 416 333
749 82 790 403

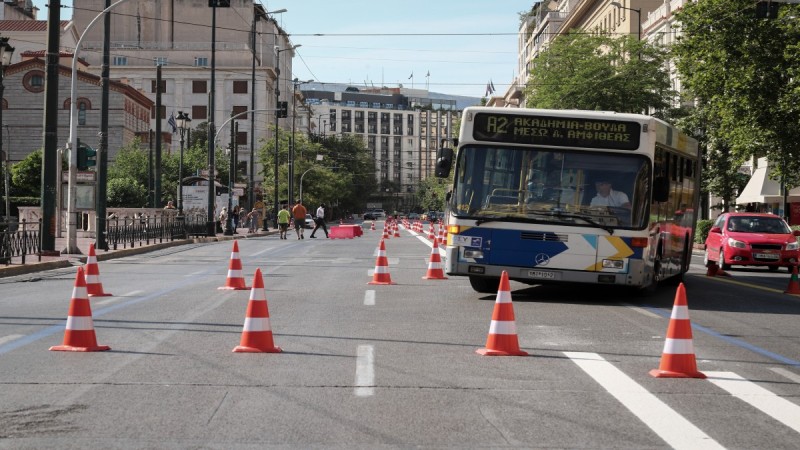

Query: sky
32 0 534 98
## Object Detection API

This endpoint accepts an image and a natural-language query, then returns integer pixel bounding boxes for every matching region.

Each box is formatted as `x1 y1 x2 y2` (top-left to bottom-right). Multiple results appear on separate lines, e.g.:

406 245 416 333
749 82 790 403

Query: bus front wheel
469 275 501 294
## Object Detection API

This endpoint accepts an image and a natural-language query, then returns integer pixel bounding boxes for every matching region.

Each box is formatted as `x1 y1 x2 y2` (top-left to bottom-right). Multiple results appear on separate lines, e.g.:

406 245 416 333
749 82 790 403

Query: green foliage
416 176 450 212
673 0 800 207
10 149 43 197
695 219 714 244
524 31 674 114
107 177 147 207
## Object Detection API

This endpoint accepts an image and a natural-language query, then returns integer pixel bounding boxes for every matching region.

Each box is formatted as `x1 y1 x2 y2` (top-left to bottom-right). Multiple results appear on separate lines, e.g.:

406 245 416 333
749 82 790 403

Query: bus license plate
754 253 779 260
529 270 558 280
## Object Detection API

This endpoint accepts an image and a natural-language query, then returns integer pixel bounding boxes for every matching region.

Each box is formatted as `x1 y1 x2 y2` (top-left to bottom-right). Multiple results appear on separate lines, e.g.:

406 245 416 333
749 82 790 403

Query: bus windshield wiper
546 211 615 235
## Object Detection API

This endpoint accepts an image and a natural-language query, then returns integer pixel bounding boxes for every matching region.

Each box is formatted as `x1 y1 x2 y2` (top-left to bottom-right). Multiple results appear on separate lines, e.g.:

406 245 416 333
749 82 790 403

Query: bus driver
590 179 631 208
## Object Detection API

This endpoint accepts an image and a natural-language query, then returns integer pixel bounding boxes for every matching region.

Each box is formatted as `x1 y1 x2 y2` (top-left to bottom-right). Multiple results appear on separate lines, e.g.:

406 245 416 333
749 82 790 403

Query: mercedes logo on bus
534 253 551 266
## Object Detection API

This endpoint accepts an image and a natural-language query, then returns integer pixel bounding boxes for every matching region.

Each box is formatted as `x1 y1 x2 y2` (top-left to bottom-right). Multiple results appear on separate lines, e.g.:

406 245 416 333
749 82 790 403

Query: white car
304 214 315 229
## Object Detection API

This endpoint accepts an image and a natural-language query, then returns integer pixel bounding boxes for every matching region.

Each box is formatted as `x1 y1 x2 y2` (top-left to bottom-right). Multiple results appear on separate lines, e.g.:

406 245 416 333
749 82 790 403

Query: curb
0 231 276 278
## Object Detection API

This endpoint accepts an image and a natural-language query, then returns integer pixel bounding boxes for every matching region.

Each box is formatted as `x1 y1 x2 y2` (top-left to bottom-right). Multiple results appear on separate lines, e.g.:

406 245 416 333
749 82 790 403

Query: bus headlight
463 249 484 259
602 259 624 269
727 238 747 249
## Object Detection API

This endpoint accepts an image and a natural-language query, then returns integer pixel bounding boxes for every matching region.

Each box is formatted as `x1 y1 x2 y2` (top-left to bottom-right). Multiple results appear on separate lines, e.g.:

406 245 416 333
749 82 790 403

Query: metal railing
105 213 208 251
0 219 42 265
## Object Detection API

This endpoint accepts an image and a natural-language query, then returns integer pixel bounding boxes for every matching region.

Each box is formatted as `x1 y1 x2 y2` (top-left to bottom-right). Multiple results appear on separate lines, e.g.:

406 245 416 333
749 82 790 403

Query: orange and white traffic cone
233 269 282 353
476 271 527 356
649 282 705 378
84 243 112 297
368 239 396 285
427 223 436 240
219 241 250 290
382 223 390 240
370 221 376 231
422 238 448 280
438 225 447 246
393 222 401 238
785 265 800 295
50 267 111 352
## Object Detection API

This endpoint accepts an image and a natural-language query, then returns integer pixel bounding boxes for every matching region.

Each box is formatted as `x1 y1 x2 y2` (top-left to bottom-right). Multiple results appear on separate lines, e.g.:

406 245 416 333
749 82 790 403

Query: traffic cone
784 265 800 295
427 223 436 240
84 243 112 297
218 241 250 290
50 267 111 352
382 223 390 240
370 221 376 231
438 225 447 246
368 239 396 285
393 221 401 238
649 283 705 378
422 238 448 280
476 271 528 356
233 269 282 353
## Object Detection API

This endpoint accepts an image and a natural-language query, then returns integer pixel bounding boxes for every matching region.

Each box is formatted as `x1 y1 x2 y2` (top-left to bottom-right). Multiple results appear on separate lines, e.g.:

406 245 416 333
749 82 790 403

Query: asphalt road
1 225 799 448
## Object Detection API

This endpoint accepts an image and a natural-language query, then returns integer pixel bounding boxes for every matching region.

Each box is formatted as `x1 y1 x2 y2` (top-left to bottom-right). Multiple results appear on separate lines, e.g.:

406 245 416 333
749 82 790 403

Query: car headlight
787 241 799 251
727 238 747 249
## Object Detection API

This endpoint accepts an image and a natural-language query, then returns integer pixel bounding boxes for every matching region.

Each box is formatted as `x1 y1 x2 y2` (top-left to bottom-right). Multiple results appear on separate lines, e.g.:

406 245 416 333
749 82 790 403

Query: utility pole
96 0 111 250
40 0 61 255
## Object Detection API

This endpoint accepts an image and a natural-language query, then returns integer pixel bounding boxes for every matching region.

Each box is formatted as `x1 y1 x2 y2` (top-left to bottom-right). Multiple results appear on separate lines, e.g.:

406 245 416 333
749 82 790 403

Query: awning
736 166 800 204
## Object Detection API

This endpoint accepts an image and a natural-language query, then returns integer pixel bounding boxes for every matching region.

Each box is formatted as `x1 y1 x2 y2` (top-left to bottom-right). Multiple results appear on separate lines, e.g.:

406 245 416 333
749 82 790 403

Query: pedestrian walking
277 204 290 239
291 199 307 240
247 207 261 234
310 203 329 238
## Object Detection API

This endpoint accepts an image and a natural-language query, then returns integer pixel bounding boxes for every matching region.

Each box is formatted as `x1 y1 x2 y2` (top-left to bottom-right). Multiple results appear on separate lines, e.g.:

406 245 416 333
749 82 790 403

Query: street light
273 43 300 227
0 37 15 225
289 78 313 204
610 1 641 41
175 111 191 215
250 8 286 211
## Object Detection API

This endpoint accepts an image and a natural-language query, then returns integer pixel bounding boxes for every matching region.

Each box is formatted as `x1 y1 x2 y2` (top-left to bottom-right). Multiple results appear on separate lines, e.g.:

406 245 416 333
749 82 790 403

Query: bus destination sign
472 112 641 150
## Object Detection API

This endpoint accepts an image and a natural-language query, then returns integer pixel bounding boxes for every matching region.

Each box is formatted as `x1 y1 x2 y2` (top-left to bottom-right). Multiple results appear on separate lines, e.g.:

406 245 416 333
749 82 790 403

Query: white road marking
0 335 23 346
367 269 374 277
771 367 800 384
96 290 143 306
706 371 800 434
364 290 375 306
354 345 375 397
185 270 206 277
622 303 662 319
565 352 723 450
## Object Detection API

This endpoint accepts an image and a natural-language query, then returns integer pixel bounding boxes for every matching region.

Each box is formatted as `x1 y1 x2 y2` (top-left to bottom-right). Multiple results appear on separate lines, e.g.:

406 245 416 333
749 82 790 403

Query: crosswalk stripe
354 345 375 397
565 352 724 450
706 371 800 434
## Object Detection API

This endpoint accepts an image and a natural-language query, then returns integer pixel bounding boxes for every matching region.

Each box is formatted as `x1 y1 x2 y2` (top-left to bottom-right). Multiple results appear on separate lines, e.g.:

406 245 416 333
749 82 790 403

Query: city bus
435 107 700 294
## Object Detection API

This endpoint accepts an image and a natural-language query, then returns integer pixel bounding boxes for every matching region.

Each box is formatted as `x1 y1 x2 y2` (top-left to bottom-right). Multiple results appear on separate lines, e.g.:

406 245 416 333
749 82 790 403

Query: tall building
302 85 460 212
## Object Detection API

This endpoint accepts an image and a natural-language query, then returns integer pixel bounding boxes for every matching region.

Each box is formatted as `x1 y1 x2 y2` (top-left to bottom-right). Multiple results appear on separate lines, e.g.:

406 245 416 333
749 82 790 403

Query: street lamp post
273 44 300 227
250 8 286 211
289 78 312 204
175 111 191 215
0 37 15 225
610 1 641 41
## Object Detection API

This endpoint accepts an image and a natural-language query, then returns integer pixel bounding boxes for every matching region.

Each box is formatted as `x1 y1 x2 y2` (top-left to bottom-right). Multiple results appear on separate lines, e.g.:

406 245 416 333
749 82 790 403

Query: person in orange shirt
291 199 307 240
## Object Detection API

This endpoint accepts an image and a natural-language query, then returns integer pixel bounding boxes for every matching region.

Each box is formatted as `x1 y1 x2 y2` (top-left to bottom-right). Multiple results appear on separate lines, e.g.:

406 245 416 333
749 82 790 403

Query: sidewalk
0 227 276 278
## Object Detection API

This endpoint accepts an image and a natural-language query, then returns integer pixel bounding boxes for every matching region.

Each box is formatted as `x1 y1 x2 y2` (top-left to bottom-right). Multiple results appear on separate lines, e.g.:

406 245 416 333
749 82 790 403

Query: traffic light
278 101 288 118
76 140 97 170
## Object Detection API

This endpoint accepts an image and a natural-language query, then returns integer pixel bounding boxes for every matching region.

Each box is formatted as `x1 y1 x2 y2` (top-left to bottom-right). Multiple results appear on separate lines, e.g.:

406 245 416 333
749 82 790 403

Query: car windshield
450 145 651 229
727 216 791 234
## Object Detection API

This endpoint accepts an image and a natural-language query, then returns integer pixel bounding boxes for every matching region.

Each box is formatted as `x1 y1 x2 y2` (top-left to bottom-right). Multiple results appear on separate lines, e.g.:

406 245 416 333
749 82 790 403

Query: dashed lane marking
364 290 375 306
565 352 724 450
0 335 24 346
354 344 375 397
707 371 800 434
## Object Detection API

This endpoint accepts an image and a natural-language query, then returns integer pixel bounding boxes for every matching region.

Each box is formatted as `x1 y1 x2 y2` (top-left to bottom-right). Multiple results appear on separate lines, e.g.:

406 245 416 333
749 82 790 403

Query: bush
695 219 714 244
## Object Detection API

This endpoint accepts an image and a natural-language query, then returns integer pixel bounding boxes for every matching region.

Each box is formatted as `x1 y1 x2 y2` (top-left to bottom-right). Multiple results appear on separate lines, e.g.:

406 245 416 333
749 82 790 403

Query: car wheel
719 249 731 270
469 275 500 294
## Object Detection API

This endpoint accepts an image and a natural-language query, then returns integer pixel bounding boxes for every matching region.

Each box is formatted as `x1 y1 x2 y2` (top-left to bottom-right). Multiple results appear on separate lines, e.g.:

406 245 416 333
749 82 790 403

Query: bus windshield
451 145 652 230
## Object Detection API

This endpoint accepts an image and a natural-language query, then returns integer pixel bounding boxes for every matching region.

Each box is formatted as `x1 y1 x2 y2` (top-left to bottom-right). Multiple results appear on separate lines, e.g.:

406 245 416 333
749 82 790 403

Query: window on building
192 80 207 94
233 80 248 94
78 101 89 125
236 131 248 146
150 80 167 93
153 57 168 66
151 105 167 120
192 105 208 120
194 57 208 67
112 56 128 66
232 105 248 120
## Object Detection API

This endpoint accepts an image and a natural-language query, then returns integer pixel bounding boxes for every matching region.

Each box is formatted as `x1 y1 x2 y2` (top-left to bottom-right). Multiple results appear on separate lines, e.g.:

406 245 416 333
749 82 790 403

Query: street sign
62 171 97 183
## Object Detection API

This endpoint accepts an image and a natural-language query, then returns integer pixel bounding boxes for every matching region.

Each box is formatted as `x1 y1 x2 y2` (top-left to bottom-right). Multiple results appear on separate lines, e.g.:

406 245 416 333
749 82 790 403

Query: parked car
407 213 420 220
704 212 800 272
363 211 377 220
304 214 315 229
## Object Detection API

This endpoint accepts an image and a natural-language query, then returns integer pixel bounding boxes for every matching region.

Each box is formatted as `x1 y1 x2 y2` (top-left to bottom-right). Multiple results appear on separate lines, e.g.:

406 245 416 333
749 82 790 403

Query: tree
11 149 43 197
672 0 800 209
524 31 674 114
107 177 147 207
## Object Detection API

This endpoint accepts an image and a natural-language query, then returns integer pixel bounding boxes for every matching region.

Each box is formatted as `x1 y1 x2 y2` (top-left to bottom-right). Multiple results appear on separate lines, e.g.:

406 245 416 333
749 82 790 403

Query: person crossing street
291 199 307 240
310 203 329 238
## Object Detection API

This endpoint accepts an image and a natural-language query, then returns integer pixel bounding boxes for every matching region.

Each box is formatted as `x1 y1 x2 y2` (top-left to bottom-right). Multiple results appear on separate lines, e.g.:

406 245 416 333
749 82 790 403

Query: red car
704 213 800 272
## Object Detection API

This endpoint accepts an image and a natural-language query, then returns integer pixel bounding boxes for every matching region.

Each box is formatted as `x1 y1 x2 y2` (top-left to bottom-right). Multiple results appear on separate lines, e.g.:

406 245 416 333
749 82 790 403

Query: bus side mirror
435 147 454 178
653 176 669 202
